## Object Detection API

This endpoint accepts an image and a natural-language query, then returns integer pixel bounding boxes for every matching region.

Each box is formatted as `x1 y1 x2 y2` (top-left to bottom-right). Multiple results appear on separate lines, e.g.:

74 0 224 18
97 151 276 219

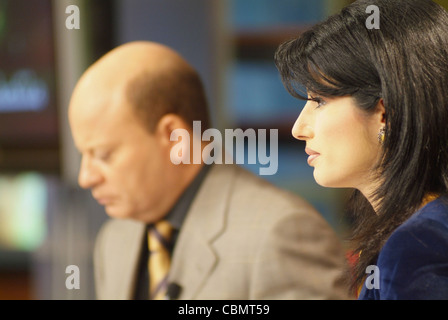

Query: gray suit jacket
94 164 350 299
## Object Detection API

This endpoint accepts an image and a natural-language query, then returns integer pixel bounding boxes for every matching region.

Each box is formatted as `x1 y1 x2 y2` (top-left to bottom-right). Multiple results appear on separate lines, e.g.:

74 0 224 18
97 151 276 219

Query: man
68 41 349 300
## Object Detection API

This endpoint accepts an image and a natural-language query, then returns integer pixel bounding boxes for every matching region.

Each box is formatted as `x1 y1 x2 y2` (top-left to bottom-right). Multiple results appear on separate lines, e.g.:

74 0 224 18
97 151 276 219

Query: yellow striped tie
148 220 173 300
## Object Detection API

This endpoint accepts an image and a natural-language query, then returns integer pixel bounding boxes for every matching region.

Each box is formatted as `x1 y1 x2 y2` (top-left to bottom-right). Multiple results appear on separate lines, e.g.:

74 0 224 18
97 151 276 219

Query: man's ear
154 113 191 147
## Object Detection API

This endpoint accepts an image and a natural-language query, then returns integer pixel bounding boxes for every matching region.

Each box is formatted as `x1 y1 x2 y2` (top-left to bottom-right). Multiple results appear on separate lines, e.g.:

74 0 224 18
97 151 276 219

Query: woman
275 0 448 299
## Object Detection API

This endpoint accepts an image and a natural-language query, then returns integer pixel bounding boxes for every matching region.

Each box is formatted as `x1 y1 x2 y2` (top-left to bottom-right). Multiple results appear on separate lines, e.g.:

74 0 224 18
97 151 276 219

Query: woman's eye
316 99 326 108
310 96 326 108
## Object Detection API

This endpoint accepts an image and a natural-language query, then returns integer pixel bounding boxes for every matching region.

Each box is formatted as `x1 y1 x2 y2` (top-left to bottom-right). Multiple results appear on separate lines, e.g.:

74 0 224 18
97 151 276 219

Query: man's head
68 41 210 223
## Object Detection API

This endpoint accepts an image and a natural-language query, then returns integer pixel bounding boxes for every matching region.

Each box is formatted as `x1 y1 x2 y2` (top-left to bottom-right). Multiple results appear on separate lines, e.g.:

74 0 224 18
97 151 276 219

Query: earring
378 127 385 144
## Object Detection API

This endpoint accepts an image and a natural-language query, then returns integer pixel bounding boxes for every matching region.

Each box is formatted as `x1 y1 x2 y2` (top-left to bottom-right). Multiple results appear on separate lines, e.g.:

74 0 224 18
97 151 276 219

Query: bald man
68 41 350 300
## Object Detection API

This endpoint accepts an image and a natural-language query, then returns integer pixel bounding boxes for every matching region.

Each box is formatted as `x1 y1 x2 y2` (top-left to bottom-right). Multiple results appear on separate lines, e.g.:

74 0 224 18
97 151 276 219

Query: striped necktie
148 220 173 300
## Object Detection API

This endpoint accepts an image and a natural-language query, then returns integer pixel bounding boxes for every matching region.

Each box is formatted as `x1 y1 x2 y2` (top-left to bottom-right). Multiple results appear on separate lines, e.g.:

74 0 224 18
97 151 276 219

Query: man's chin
103 205 134 220
103 204 157 223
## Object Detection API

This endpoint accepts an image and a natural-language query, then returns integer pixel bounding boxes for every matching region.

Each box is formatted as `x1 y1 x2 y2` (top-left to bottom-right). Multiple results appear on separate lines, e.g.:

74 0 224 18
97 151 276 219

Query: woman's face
292 94 384 194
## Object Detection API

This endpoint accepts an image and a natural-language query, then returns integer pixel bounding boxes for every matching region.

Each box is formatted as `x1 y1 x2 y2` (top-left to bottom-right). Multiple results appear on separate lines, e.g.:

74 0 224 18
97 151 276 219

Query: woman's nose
292 104 314 141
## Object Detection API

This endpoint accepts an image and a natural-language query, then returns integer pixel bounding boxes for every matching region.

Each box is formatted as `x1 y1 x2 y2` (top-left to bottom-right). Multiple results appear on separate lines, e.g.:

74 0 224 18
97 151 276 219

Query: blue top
358 196 448 300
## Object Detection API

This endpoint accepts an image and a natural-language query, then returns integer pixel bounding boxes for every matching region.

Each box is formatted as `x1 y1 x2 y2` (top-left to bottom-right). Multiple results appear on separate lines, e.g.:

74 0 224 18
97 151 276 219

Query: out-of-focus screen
0 173 47 252
0 0 59 173
0 0 55 265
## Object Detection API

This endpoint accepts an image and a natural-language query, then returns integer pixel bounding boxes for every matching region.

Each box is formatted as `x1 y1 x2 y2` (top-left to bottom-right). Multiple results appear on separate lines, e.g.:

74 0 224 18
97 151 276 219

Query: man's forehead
69 40 188 121
83 42 175 84
69 87 134 147
70 70 127 116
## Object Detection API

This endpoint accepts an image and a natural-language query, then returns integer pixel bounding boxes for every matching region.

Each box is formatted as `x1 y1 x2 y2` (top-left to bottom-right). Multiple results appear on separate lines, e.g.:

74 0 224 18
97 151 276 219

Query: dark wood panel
0 271 33 300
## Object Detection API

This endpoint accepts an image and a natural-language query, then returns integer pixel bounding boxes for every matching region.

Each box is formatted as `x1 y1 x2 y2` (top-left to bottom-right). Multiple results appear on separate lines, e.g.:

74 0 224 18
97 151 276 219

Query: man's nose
78 157 103 189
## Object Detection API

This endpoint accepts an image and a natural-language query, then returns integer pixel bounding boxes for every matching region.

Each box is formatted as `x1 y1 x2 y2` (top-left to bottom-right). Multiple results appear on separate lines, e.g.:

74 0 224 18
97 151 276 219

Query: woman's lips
305 148 320 165
307 154 320 165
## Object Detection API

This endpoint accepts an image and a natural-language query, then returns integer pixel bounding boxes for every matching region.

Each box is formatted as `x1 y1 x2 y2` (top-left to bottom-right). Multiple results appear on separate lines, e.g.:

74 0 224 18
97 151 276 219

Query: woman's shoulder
393 196 448 237
414 195 448 221
374 196 448 299
382 196 448 256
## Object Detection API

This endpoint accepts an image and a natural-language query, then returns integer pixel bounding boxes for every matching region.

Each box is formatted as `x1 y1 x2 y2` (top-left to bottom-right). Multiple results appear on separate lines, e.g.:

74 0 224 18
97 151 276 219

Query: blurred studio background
2 0 446 300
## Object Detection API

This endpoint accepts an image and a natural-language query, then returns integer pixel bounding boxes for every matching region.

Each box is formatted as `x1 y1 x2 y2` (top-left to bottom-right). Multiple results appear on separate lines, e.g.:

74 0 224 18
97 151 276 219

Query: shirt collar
164 164 212 231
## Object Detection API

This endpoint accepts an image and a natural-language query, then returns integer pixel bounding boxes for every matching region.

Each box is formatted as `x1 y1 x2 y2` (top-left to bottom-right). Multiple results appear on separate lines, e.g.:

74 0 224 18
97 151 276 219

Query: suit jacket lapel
168 165 237 299
113 220 146 299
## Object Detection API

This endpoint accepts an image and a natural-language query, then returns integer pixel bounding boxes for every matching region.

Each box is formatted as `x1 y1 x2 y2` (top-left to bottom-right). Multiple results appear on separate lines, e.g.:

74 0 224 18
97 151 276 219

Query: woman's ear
375 99 386 145
378 98 386 125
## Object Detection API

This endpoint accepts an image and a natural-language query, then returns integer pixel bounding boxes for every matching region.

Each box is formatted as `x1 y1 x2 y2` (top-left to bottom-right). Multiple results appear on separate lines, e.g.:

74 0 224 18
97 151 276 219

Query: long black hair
275 0 448 294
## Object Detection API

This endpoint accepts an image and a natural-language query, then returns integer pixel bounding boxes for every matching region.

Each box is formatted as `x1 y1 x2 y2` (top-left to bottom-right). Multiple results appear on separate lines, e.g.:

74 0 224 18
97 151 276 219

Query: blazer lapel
168 164 237 299
111 220 146 299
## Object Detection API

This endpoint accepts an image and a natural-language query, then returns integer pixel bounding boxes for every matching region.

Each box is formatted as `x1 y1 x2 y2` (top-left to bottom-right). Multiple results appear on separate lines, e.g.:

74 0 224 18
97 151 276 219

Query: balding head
88 41 188 77
68 41 208 223
70 41 210 133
